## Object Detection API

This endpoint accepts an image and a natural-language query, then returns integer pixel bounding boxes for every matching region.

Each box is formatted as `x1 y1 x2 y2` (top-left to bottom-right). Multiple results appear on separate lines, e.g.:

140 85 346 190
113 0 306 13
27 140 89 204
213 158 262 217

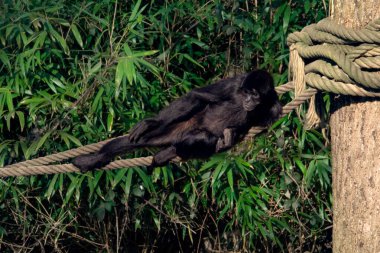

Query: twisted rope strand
316 18 380 44
295 43 380 89
305 60 354 83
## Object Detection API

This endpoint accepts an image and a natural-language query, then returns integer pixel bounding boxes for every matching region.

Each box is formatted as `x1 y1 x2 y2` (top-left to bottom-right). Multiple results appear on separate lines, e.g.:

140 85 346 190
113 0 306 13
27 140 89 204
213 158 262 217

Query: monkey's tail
73 136 146 172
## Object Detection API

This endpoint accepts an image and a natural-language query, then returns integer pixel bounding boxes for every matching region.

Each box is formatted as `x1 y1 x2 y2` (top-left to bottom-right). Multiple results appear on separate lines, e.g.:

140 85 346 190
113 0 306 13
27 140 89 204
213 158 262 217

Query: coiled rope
0 17 379 177
288 18 380 128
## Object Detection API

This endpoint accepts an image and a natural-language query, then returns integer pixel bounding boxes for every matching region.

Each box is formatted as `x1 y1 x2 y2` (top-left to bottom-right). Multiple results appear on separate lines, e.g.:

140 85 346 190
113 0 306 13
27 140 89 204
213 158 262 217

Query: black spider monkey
73 70 282 172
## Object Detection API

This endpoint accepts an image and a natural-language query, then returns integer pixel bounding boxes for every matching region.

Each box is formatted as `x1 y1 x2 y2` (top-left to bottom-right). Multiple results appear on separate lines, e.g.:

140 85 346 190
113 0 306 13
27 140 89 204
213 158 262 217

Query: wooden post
329 1 380 252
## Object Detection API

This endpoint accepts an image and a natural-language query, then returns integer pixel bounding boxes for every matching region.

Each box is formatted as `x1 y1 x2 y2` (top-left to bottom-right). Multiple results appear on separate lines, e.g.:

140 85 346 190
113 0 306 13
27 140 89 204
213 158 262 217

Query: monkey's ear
241 70 273 89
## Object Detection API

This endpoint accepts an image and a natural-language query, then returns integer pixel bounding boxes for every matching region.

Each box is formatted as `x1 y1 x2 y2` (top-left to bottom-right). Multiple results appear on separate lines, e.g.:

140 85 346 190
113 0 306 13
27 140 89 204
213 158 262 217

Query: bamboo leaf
60 132 82 148
124 169 134 199
6 112 13 131
305 160 316 187
112 169 127 189
64 177 78 205
283 5 291 32
51 77 66 89
25 141 38 160
89 61 102 76
135 58 159 76
36 131 52 152
134 167 152 193
129 50 158 58
49 26 70 55
91 88 104 112
227 169 234 192
34 31 47 48
16 111 25 131
122 58 136 85
107 107 114 132
0 50 11 71
182 54 204 69
115 59 125 89
60 132 70 148
66 134 82 147
45 174 59 200
6 91 14 112
71 24 83 48
129 0 142 22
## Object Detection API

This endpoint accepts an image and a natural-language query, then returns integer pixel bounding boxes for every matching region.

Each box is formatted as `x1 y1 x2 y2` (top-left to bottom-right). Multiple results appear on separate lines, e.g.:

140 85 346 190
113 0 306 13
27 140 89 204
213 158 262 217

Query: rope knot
288 17 380 129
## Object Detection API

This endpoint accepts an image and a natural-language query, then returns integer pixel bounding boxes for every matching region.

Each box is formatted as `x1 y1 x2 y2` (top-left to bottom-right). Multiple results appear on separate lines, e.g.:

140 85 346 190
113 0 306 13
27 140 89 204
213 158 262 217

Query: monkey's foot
72 153 111 172
129 119 159 143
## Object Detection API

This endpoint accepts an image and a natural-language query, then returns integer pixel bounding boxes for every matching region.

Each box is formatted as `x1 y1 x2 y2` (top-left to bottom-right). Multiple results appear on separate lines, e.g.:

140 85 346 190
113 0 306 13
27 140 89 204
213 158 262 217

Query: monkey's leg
151 146 178 167
175 130 218 159
73 136 143 172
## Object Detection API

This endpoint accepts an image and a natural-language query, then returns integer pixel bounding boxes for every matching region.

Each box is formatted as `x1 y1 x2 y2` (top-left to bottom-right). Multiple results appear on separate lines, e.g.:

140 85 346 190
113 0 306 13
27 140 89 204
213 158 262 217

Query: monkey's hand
216 128 236 153
129 119 159 143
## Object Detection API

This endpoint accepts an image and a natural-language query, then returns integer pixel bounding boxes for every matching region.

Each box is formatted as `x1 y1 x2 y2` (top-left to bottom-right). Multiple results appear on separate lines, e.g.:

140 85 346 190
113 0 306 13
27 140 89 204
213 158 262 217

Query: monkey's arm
128 93 207 143
129 81 237 143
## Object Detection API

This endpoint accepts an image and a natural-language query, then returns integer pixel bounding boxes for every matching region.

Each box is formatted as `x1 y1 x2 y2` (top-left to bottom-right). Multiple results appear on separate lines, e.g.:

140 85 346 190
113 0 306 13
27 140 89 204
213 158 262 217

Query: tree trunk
330 1 380 252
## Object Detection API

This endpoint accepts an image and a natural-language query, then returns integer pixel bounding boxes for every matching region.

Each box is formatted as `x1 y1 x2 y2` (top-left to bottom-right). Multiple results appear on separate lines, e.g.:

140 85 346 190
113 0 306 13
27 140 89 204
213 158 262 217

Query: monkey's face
239 70 275 112
241 88 261 111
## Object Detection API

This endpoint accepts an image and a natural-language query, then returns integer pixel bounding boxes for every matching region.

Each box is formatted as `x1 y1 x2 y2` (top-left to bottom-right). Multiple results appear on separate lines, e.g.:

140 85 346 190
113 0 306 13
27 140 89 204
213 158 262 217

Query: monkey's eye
251 89 259 98
241 88 260 99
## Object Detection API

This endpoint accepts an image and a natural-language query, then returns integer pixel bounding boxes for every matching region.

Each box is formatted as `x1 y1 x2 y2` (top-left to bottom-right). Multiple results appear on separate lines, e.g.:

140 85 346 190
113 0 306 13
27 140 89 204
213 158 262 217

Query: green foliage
0 0 331 252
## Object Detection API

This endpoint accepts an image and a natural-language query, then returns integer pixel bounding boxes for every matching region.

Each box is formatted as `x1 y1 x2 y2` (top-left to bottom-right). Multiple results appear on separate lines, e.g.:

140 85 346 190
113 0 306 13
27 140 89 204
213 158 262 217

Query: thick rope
306 73 380 97
289 44 320 129
5 83 294 169
4 138 115 168
0 82 314 178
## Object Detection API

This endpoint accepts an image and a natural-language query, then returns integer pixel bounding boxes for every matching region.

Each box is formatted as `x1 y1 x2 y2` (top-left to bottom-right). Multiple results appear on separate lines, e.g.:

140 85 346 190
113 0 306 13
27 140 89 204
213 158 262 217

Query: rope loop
287 17 380 128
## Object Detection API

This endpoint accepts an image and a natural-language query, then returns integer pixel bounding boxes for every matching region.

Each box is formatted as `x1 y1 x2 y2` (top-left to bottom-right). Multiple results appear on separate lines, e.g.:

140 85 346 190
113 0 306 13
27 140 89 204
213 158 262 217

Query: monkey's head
238 70 282 122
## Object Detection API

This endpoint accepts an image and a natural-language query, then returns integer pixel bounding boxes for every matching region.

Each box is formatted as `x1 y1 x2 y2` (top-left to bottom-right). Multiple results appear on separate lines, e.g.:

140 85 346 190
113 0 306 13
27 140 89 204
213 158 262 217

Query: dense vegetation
0 0 331 252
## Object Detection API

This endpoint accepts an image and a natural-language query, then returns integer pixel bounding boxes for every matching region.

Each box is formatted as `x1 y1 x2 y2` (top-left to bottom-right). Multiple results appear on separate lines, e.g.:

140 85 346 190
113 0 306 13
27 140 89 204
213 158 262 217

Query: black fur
73 70 282 172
